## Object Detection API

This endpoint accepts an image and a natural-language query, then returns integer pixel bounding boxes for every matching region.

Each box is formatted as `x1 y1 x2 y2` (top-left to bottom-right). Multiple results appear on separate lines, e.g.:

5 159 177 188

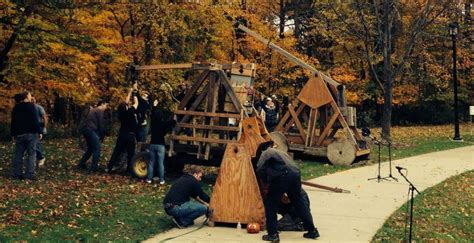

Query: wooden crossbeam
171 135 236 144
176 123 240 131
316 111 339 146
283 103 306 133
174 110 241 119
218 71 243 113
288 105 307 141
178 70 209 110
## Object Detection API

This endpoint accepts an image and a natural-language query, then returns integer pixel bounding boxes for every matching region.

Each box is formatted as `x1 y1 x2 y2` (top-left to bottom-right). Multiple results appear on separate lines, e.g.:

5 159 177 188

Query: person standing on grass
106 89 139 174
146 99 176 185
255 141 319 242
11 91 43 180
77 99 109 172
163 166 212 228
31 96 48 167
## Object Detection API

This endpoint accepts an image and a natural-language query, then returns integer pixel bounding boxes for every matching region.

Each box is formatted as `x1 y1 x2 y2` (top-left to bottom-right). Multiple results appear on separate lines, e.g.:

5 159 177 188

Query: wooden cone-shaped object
209 143 265 225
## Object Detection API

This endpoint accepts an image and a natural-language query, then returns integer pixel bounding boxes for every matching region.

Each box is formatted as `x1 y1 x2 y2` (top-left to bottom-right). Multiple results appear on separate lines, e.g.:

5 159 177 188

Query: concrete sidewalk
145 146 474 243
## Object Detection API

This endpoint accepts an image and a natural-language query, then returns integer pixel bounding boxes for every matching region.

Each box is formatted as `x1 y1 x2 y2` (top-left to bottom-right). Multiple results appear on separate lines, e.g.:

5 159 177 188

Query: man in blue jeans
163 166 212 228
11 91 43 180
77 100 109 172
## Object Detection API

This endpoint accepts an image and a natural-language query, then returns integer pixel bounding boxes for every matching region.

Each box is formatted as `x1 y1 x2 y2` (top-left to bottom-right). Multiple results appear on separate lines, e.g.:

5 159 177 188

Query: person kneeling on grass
163 165 212 228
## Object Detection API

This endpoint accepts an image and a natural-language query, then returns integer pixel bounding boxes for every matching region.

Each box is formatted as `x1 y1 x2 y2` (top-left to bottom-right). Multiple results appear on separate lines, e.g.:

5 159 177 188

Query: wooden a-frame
169 66 245 160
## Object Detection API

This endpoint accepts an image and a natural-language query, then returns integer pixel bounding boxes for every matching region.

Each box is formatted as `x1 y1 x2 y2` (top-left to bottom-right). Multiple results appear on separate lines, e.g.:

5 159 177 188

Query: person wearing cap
255 141 320 242
261 97 279 132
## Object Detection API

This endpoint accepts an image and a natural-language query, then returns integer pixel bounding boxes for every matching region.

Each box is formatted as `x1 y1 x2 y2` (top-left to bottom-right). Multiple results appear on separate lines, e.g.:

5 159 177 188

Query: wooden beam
174 110 241 119
176 123 240 131
330 101 357 146
288 105 307 142
178 70 209 110
283 103 306 133
218 71 243 113
316 112 339 146
175 83 210 133
171 135 236 144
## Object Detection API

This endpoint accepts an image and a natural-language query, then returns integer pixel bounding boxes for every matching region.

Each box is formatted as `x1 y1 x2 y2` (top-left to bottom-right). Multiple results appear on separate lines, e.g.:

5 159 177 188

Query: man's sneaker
146 179 152 184
159 180 165 185
38 158 45 167
303 229 320 239
262 233 279 242
171 218 184 229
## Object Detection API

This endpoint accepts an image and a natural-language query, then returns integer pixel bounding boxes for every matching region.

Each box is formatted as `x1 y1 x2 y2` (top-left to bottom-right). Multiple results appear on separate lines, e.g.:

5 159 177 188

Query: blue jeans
136 125 148 142
78 128 101 171
36 139 45 160
13 133 38 178
166 201 208 226
148 144 165 182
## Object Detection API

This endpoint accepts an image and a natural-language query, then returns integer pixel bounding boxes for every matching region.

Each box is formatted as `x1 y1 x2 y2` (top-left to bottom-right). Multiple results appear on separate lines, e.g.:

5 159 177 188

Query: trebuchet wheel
327 139 356 166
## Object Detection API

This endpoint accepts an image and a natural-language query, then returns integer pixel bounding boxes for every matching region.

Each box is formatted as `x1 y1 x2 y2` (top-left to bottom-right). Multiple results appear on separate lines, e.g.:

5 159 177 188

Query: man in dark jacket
11 91 43 180
77 100 109 172
146 99 176 184
163 166 211 228
256 141 319 242
106 89 139 174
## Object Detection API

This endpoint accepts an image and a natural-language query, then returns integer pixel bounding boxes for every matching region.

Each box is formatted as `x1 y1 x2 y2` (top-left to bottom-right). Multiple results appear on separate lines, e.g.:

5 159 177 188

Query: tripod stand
368 139 398 182
397 168 421 242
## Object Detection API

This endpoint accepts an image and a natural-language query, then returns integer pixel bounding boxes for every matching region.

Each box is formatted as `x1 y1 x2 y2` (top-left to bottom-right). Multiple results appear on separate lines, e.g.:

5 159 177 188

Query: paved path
146 146 474 243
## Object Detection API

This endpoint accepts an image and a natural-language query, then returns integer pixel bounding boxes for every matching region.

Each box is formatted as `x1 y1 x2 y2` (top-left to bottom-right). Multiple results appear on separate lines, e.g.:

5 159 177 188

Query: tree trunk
381 0 393 140
0 7 32 84
278 0 286 39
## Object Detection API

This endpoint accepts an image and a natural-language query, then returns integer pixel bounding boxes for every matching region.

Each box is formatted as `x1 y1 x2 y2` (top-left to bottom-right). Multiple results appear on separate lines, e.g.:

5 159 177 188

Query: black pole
409 185 415 242
451 31 462 141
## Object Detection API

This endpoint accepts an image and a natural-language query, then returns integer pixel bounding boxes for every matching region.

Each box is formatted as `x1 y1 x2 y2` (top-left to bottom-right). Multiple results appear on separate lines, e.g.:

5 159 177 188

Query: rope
159 217 209 243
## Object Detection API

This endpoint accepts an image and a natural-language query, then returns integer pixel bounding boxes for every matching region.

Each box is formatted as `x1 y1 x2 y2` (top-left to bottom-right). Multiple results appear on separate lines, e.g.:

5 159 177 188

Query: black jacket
256 148 300 183
163 174 210 206
118 104 138 134
150 107 175 145
10 102 42 137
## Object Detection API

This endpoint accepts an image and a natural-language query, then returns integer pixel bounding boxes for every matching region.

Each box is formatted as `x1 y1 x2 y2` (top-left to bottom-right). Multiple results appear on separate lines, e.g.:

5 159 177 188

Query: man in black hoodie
11 91 43 180
256 141 319 242
106 89 139 174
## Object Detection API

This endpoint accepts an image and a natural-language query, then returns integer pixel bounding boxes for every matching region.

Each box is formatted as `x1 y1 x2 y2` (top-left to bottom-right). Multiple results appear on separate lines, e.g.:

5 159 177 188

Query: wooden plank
171 135 236 144
316 112 339 146
330 101 357 146
297 76 333 109
209 143 265 225
308 108 319 147
174 110 241 119
239 117 267 158
205 72 220 160
283 103 306 133
218 71 243 113
176 123 240 131
178 70 209 110
174 83 209 134
288 105 307 142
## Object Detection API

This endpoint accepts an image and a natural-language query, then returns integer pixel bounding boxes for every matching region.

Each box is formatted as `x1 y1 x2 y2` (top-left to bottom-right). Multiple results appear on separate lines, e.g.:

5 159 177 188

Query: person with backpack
77 100 109 172
11 91 43 180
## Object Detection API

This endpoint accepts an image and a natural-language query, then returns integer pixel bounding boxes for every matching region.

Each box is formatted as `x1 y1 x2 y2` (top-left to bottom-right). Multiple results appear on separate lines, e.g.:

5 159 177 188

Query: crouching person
163 166 212 228
256 141 319 242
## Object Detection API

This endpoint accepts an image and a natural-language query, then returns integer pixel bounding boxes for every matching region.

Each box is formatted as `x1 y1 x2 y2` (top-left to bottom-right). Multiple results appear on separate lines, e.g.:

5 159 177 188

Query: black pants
107 132 136 172
265 172 316 235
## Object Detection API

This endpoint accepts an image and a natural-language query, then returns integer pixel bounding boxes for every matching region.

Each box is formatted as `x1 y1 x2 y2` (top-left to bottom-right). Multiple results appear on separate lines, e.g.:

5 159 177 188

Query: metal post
450 23 462 141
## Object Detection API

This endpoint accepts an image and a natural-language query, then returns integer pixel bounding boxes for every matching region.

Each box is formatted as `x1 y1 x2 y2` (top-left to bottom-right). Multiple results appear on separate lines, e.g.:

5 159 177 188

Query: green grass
372 170 474 242
0 128 472 241
298 134 473 181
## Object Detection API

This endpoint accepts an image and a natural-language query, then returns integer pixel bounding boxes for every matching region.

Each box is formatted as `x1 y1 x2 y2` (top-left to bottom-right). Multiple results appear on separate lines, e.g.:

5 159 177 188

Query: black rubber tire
131 151 150 179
